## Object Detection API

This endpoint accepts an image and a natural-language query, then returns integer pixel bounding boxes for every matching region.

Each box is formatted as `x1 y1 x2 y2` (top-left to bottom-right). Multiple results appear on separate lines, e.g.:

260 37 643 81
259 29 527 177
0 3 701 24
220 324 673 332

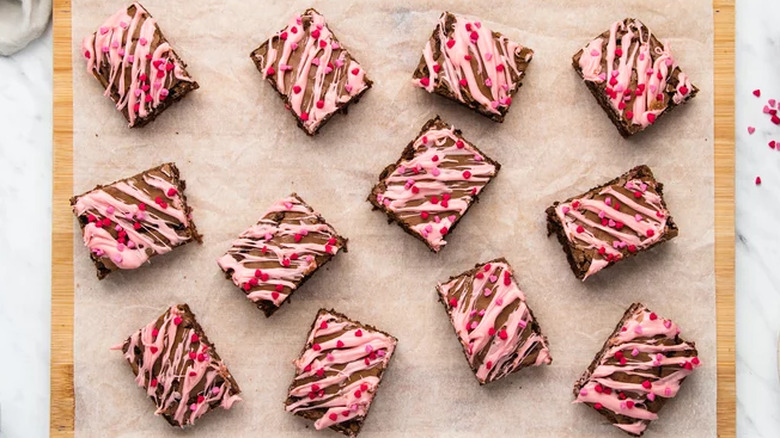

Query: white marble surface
736 0 780 437
0 25 52 438
0 2 778 436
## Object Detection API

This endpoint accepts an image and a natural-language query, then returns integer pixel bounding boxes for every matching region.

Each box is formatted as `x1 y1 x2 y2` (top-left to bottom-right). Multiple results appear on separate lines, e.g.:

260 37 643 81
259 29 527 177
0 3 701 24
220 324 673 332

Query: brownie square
368 116 501 252
546 165 678 281
71 162 202 280
573 303 700 436
436 258 552 385
81 2 199 128
217 194 348 317
412 12 534 122
250 8 372 135
112 304 242 428
285 309 397 437
572 18 698 137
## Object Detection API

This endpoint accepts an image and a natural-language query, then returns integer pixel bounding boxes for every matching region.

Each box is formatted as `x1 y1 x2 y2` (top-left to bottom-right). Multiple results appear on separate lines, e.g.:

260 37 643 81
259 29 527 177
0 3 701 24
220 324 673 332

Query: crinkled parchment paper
72 1 715 436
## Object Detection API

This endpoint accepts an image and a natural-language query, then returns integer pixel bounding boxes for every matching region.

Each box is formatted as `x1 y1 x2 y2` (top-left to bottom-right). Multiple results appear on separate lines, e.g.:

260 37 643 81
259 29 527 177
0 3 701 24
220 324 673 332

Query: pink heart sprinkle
748 126 756 134
489 275 498 283
770 99 777 108
448 215 456 222
345 84 353 93
634 214 643 222
647 393 656 401
483 288 492 297
99 27 109 35
311 58 320 66
764 106 772 114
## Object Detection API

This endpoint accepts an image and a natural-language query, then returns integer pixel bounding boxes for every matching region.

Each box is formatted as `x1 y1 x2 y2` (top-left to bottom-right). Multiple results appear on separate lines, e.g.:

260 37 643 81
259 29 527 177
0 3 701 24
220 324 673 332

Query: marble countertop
0 1 775 436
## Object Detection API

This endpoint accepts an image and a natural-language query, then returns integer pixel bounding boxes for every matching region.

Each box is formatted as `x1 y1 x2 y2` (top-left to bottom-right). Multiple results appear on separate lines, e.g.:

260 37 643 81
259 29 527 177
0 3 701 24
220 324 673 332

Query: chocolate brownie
572 18 697 137
217 194 348 317
285 309 397 437
81 2 199 128
412 12 534 122
111 304 242 428
573 303 700 436
71 162 202 279
436 258 552 385
250 8 372 135
546 165 678 281
368 116 501 252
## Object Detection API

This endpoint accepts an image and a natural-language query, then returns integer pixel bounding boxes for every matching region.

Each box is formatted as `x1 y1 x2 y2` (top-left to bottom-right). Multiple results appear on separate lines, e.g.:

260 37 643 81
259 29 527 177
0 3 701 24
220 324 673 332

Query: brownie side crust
114 304 241 427
284 309 397 437
368 116 501 253
71 162 202 279
545 165 678 280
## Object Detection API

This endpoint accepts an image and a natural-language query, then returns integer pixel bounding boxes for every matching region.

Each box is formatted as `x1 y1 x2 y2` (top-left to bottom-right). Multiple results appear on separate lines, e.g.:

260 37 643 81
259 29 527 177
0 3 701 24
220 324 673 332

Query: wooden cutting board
50 0 736 436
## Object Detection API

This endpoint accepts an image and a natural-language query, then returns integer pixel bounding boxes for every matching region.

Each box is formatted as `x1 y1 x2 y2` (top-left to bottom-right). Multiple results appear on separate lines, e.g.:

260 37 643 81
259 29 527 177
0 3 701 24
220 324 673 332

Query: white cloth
0 0 51 56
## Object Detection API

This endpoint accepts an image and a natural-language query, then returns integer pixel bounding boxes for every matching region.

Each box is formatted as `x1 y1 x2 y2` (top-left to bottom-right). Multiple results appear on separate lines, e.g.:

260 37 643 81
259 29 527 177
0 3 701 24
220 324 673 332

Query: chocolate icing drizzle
217 194 347 316
285 309 397 435
574 303 700 436
251 8 371 135
437 259 551 384
112 304 242 428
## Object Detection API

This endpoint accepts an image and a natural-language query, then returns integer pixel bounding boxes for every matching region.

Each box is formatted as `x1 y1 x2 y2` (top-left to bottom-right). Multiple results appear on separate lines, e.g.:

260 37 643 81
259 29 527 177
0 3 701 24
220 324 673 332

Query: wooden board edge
51 0 75 436
713 0 736 437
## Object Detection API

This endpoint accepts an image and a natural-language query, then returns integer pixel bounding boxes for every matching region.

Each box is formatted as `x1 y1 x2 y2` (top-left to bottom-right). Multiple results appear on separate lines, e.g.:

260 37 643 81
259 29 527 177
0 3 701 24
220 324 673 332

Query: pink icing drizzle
111 305 241 427
72 165 194 272
414 13 532 116
81 2 195 127
574 304 700 436
437 260 551 384
285 310 397 431
253 9 370 134
576 19 694 129
374 119 499 251
553 176 671 280
217 195 345 309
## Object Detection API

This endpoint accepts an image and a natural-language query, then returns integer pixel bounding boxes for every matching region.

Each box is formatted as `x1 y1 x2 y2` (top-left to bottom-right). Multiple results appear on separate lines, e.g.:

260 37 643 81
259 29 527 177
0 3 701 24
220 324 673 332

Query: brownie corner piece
112 304 242 427
573 303 700 436
368 116 500 252
546 165 678 281
250 9 372 135
436 258 551 385
81 2 198 128
71 162 201 280
412 12 534 122
217 194 347 317
284 309 397 437
572 18 697 137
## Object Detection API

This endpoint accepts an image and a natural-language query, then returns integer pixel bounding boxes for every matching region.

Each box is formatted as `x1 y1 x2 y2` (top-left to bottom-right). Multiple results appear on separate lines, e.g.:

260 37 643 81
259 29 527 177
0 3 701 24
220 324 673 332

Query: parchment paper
72 1 716 436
